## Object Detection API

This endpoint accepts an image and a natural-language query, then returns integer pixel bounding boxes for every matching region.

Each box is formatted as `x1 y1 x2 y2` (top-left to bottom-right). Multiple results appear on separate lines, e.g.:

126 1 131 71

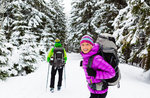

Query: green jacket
47 42 67 63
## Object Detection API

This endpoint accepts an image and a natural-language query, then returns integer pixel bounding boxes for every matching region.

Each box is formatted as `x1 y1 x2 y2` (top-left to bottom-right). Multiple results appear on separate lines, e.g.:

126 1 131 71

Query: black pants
50 66 63 88
90 92 107 98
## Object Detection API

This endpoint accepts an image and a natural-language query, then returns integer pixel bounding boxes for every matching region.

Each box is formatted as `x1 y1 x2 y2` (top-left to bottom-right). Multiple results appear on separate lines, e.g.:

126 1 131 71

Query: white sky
63 0 72 15
44 0 72 15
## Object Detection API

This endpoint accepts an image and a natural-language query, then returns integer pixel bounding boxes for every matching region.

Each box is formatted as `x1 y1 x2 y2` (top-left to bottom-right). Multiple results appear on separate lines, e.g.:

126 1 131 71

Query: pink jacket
81 43 115 94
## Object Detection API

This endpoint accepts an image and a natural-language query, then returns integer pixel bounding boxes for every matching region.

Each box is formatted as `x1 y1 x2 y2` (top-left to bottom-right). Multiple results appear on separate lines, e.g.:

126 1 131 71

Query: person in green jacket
47 38 67 92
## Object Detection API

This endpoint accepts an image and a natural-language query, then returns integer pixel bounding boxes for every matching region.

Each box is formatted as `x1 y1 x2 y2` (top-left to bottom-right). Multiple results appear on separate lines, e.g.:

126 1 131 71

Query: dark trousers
50 66 63 88
90 92 107 98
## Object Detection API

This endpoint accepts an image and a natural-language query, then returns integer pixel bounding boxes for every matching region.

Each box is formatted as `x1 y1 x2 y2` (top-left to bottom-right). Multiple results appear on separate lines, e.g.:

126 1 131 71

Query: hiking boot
50 88 54 93
57 86 61 91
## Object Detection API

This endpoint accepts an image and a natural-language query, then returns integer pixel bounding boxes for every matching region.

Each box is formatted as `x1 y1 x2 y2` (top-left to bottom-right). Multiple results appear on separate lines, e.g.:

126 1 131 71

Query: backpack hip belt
88 80 108 91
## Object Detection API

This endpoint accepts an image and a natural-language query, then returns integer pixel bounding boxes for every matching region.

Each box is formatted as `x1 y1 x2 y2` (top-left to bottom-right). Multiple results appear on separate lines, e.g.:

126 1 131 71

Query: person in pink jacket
80 35 115 98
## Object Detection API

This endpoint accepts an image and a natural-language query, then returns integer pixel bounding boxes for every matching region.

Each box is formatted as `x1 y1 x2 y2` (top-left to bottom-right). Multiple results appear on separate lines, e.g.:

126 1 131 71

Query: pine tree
69 0 96 52
35 0 67 58
0 30 11 80
92 1 119 35
113 0 150 70
68 0 125 52
1 0 38 76
50 0 66 45
145 0 150 6
27 0 56 60
17 31 38 75
145 45 150 71
0 0 67 79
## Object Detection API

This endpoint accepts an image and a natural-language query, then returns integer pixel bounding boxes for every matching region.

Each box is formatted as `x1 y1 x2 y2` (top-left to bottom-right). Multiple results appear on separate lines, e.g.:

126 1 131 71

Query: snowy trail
0 53 150 98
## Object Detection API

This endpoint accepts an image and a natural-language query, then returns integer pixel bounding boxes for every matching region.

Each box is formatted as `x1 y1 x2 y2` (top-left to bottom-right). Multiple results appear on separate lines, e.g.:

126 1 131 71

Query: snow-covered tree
113 0 150 70
1 1 38 76
17 32 38 75
0 0 66 79
49 0 66 46
68 0 98 52
68 0 126 52
91 1 119 34
145 0 150 6
0 30 11 80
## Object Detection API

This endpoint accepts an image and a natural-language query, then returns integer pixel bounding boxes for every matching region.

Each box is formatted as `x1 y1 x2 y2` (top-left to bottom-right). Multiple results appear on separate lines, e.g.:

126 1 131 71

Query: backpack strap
86 51 108 90
86 54 98 68
86 46 103 68
99 44 119 71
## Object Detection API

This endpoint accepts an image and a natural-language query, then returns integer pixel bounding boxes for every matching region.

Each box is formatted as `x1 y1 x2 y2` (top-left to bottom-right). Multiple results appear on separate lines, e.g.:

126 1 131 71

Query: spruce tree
113 0 150 70
2 0 38 76
69 0 125 52
0 30 10 80
0 0 67 79
145 45 150 71
50 0 66 45
69 0 96 52
92 1 119 35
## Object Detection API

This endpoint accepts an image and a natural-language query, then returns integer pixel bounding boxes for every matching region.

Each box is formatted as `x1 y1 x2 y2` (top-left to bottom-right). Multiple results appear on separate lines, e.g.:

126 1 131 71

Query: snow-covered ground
0 53 150 98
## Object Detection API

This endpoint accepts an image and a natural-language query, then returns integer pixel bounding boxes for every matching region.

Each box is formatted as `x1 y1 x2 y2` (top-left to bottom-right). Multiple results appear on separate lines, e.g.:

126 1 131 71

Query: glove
65 60 67 64
63 62 66 67
47 57 50 62
64 57 67 63
80 60 83 67
62 59 66 67
86 67 96 77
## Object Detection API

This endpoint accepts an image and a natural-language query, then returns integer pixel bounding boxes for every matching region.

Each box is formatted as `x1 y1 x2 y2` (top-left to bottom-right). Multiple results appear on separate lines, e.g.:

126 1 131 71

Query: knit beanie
80 35 94 46
55 38 60 43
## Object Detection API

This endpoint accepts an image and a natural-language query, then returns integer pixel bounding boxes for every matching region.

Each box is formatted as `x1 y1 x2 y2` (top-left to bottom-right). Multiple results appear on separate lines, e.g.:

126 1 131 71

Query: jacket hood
54 43 62 47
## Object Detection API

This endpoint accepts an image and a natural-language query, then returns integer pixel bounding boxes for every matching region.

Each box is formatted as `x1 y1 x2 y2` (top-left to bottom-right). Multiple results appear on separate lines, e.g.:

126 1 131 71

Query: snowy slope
0 53 150 98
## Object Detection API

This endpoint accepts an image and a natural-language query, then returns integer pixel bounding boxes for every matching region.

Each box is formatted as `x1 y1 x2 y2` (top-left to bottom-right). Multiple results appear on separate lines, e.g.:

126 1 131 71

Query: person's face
81 42 93 54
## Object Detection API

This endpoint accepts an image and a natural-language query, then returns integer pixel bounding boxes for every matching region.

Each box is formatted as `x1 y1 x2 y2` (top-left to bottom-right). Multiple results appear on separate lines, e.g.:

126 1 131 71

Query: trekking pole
64 66 66 88
46 63 51 91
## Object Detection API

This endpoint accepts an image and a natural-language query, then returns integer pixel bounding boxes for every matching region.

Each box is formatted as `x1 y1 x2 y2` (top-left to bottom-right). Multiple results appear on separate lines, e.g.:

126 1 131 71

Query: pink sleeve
92 55 115 80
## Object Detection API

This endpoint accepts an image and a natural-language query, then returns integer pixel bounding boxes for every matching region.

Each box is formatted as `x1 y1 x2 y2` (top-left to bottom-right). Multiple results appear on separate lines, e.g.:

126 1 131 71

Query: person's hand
65 60 67 64
86 67 96 77
63 62 66 67
80 61 83 67
64 57 67 64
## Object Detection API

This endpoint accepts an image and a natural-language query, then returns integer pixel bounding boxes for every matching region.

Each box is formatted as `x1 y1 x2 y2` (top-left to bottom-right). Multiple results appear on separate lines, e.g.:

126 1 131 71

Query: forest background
0 0 150 80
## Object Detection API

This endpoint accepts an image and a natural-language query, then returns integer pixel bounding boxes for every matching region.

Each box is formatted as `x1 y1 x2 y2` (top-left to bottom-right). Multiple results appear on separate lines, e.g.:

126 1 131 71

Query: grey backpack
87 33 121 88
96 33 121 87
53 47 64 68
